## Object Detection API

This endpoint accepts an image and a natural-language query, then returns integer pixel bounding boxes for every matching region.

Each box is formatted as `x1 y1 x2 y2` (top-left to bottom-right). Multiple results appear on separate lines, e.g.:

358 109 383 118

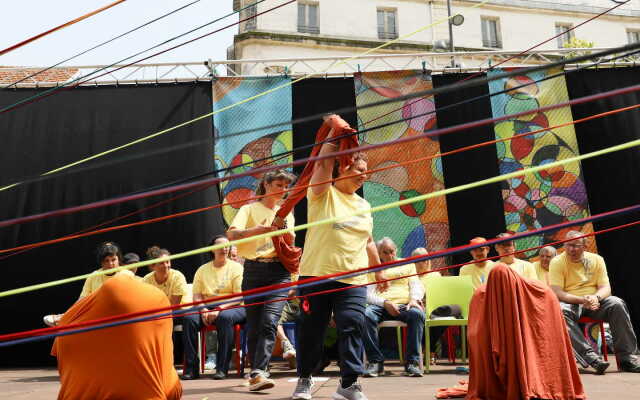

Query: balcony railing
298 25 320 34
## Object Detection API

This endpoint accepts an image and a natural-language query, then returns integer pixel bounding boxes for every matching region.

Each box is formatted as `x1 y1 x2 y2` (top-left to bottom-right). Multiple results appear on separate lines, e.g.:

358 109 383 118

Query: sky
0 0 237 69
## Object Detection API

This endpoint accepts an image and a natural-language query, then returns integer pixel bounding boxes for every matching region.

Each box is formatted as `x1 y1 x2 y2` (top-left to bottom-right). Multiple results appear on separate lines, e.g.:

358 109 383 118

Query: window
298 2 319 34
628 30 640 44
555 23 575 48
241 2 257 31
377 9 397 40
481 17 501 48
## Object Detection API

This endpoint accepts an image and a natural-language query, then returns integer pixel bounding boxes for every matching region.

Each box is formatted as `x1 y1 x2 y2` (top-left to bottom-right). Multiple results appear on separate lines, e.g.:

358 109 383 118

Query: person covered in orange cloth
52 271 182 400
466 262 585 400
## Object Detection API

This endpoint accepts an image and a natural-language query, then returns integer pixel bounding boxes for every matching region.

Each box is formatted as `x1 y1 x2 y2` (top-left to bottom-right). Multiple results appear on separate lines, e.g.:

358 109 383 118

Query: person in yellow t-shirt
460 237 495 288
413 247 442 293
227 169 296 391
363 238 425 378
142 246 187 306
292 120 386 400
550 230 640 374
494 233 537 280
532 246 556 286
180 235 245 380
44 242 123 327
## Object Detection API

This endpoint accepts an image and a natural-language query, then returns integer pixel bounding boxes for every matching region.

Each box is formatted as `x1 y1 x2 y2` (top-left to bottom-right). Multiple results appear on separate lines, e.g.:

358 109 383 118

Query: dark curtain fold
433 73 506 272
567 68 640 334
0 82 223 366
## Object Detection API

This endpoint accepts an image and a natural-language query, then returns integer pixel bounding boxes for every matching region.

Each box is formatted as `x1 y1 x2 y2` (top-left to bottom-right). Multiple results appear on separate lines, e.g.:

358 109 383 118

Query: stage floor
2 359 639 399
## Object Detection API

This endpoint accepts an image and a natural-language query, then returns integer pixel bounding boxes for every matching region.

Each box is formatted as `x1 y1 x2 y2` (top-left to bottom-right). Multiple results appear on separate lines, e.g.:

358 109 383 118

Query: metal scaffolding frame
1 47 637 88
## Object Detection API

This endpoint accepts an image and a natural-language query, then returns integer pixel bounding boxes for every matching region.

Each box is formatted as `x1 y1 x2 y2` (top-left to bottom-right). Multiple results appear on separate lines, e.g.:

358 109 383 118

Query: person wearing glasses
550 230 640 374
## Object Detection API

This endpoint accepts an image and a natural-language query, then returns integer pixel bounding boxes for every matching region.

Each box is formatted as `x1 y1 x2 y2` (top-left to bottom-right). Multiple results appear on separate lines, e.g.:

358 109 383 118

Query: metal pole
447 0 455 67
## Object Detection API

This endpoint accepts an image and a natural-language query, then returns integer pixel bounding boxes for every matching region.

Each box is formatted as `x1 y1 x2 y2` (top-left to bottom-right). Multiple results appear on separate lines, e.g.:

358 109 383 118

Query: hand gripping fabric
271 115 358 273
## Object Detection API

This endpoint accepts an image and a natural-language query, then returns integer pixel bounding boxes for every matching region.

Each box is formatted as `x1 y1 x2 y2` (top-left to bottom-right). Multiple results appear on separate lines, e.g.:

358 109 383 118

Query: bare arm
227 224 275 241
168 295 182 306
551 285 587 305
309 128 337 196
366 235 388 292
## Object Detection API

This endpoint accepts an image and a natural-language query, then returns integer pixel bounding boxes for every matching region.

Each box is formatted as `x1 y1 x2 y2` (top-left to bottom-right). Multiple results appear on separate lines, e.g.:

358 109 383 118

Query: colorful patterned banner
488 68 595 255
213 77 293 224
354 71 450 267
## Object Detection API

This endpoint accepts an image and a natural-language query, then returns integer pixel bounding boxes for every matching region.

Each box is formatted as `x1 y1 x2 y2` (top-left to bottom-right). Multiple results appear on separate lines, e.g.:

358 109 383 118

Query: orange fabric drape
52 274 182 400
272 115 358 273
466 264 585 400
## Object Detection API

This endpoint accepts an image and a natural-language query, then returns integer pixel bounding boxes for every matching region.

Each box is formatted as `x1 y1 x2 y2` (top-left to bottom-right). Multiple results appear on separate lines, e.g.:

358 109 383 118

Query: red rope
0 0 127 57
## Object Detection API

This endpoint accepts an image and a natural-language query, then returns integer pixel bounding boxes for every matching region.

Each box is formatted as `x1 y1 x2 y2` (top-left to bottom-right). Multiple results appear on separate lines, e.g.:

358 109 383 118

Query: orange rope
0 0 127 57
2 102 638 254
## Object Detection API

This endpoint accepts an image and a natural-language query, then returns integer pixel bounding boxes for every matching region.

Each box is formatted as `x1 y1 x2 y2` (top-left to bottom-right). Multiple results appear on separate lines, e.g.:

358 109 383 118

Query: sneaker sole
249 381 275 391
331 394 348 400
292 394 312 400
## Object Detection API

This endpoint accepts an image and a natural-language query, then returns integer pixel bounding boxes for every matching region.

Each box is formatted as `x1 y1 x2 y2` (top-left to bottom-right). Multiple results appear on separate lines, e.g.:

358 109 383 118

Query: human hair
565 230 586 244
332 152 368 180
376 236 396 250
540 246 557 256
210 234 229 260
411 247 428 257
146 245 170 260
255 169 296 195
96 241 122 266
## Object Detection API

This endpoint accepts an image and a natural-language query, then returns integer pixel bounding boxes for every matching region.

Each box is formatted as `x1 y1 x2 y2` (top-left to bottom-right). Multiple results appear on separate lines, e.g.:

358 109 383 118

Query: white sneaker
291 377 314 400
332 382 368 400
283 339 297 369
204 355 216 371
43 314 61 327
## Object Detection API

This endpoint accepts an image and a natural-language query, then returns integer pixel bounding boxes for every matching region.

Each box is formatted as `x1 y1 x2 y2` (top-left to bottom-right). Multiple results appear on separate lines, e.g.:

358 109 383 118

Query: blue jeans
297 278 367 381
363 304 425 363
241 260 290 374
182 307 246 374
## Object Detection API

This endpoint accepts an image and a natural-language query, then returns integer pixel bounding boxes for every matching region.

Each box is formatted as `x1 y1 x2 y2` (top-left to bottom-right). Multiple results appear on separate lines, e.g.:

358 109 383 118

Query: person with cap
494 233 537 280
460 237 496 289
122 252 142 279
532 246 556 286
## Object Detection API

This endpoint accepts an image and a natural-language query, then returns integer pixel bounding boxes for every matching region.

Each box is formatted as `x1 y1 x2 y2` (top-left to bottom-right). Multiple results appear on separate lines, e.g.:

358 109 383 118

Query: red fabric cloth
272 115 358 273
52 274 182 400
466 263 585 400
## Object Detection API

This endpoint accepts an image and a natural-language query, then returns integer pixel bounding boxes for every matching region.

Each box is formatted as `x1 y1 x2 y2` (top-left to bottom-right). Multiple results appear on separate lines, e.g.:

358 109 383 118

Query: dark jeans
297 278 367 381
242 260 291 374
364 304 425 363
181 308 246 375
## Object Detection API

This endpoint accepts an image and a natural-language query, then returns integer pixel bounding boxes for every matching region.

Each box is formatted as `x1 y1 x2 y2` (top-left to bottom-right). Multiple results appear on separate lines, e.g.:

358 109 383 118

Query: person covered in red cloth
466 262 585 400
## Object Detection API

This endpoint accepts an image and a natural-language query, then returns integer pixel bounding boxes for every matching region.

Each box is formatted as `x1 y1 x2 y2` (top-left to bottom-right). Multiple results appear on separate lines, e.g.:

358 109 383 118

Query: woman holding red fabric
292 115 385 400
227 169 296 392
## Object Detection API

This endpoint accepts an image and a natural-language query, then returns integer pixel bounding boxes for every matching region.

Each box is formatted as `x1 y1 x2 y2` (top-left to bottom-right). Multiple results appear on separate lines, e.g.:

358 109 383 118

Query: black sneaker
590 359 610 375
620 359 640 373
405 361 423 377
363 362 383 378
212 371 226 380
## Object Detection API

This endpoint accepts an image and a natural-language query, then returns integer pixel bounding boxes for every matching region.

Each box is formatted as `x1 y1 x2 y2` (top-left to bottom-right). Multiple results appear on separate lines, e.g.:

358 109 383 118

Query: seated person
123 252 143 280
533 246 556 286
276 287 301 369
52 271 182 400
363 237 425 378
142 246 187 306
494 233 537 280
460 237 495 288
550 230 640 374
181 235 245 380
44 241 123 327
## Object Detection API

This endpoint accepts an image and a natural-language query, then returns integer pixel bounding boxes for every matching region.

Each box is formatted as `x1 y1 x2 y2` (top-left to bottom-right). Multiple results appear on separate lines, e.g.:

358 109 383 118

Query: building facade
228 0 640 74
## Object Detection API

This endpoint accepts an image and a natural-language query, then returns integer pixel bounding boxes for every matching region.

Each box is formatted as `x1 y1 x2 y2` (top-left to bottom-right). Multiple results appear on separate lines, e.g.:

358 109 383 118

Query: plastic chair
200 323 244 376
578 316 621 370
424 275 474 373
376 320 424 371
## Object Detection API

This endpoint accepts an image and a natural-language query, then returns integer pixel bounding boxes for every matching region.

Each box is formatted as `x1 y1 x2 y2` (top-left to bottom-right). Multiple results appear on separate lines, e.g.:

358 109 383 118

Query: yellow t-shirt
549 251 609 296
459 260 495 288
532 261 550 286
79 270 115 299
192 259 243 299
373 263 418 304
300 186 373 285
142 269 188 303
503 258 538 280
230 202 295 260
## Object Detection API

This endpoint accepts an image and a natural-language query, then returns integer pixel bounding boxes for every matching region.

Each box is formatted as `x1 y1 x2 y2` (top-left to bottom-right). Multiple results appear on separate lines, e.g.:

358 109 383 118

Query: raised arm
310 127 337 196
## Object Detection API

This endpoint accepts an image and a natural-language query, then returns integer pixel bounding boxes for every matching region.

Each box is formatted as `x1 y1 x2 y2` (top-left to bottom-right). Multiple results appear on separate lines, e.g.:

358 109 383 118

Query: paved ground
1 359 639 399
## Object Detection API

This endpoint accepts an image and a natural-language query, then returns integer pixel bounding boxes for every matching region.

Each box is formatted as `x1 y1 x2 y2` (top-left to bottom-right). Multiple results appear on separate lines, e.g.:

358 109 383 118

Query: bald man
550 230 640 374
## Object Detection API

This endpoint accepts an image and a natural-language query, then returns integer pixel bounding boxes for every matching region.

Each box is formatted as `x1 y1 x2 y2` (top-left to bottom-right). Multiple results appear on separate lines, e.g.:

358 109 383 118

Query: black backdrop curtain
433 74 506 272
0 83 223 366
291 78 358 248
567 68 640 334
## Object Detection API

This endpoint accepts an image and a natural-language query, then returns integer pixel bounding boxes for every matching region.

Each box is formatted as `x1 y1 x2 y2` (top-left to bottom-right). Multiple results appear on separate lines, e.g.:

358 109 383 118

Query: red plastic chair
578 316 621 370
200 324 244 376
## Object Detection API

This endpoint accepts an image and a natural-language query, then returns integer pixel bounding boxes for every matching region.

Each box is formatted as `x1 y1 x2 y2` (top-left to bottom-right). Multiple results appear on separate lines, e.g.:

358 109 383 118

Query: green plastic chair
424 275 474 373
